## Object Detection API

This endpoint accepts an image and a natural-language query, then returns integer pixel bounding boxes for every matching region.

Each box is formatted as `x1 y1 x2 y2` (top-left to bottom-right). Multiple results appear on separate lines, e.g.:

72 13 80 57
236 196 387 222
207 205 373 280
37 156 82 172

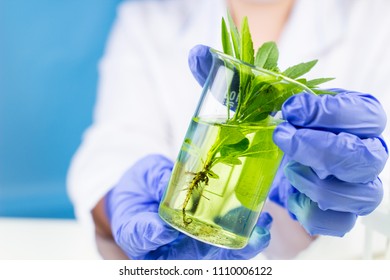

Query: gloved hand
188 44 388 237
270 90 388 236
105 154 272 260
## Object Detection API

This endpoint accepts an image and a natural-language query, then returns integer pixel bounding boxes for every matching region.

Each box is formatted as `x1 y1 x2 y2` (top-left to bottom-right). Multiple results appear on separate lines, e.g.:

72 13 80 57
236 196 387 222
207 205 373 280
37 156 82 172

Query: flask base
159 204 248 249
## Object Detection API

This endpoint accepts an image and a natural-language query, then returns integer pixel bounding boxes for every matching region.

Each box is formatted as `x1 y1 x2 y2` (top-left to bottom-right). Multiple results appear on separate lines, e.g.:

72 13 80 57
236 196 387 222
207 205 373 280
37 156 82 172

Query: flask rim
209 48 315 94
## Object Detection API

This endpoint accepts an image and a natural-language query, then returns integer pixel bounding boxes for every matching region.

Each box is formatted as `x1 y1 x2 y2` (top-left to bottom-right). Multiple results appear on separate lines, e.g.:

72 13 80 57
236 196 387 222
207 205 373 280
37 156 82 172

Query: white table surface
1 217 388 260
0 218 101 260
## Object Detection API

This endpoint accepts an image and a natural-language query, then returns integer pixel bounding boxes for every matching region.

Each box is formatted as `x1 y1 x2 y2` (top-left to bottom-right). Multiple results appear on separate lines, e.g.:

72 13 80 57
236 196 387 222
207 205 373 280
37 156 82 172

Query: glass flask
159 49 286 249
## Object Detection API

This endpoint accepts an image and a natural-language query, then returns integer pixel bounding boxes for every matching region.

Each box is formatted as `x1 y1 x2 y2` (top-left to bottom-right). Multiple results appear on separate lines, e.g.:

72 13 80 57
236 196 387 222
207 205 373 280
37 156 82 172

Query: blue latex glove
188 44 213 86
270 90 388 236
189 44 388 237
106 154 272 260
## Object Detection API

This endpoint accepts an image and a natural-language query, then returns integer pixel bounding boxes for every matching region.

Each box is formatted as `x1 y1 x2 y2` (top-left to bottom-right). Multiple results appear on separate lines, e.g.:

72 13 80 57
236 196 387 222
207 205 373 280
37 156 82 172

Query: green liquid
159 117 283 249
159 205 248 248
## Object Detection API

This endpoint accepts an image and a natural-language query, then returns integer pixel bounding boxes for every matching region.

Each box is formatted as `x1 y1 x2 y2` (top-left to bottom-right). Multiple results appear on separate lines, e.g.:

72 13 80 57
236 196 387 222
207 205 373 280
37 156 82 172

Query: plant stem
181 130 223 225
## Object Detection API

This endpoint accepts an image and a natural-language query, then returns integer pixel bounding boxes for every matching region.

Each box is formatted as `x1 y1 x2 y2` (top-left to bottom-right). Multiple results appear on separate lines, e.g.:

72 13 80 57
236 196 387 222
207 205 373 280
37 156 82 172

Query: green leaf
221 18 234 56
241 143 279 159
217 156 242 166
312 88 338 95
220 137 250 157
271 89 297 109
227 12 240 59
255 42 279 70
306 77 335 87
282 60 318 79
217 126 246 145
240 17 254 64
239 75 277 108
238 84 279 122
296 78 307 84
237 69 253 113
207 169 220 179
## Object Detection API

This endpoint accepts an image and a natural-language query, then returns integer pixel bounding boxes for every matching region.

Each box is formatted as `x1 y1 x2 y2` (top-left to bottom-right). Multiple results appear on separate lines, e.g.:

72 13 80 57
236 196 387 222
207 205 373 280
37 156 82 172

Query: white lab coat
67 0 390 259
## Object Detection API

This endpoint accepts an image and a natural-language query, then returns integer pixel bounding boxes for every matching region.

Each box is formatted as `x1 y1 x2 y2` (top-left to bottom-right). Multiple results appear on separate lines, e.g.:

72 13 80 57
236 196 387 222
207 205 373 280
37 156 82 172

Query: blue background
0 0 122 218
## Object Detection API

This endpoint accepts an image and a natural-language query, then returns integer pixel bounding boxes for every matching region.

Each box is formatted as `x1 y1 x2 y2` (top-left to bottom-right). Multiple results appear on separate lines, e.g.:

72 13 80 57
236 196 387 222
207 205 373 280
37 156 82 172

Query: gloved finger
282 91 387 138
284 161 383 215
114 212 179 259
287 192 357 237
256 212 273 230
188 44 212 86
223 212 272 260
273 122 388 183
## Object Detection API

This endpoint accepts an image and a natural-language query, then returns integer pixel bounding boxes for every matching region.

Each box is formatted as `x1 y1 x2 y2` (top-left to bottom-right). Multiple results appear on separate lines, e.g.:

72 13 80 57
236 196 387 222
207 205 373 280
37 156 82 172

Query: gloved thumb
188 44 212 86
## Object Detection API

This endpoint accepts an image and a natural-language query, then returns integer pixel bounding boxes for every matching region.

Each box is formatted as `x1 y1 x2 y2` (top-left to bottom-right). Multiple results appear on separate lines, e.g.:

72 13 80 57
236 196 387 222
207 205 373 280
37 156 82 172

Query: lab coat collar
278 0 348 66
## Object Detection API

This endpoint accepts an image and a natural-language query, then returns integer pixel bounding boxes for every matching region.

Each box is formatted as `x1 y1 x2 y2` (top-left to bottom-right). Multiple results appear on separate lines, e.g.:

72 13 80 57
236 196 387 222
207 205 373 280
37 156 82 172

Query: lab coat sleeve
67 2 174 247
